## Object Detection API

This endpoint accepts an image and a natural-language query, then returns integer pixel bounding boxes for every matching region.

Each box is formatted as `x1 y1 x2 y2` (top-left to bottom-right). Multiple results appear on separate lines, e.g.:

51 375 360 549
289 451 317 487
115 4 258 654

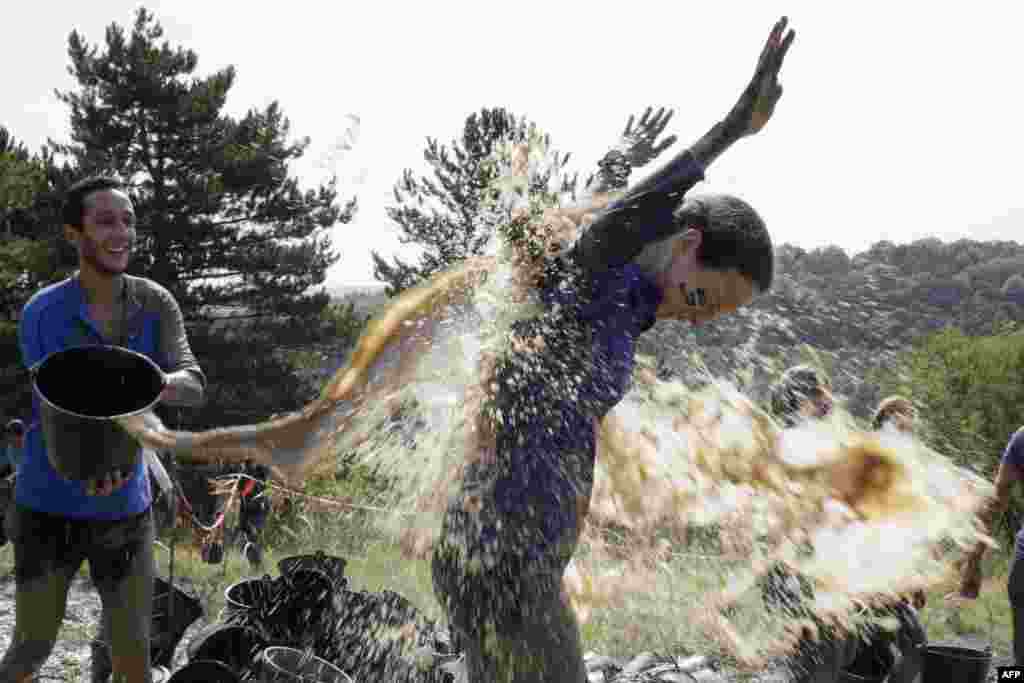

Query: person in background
771 364 834 429
172 459 269 569
2 419 25 478
0 420 25 547
871 395 927 610
236 461 270 569
764 375 927 683
871 395 916 434
765 365 855 683
956 426 1024 665
2 176 206 683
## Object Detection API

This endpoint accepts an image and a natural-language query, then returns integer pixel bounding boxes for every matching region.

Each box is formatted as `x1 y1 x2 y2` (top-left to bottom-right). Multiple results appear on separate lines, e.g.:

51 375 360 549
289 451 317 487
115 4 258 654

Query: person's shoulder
1004 427 1024 460
21 278 75 321
127 274 174 299
127 275 180 310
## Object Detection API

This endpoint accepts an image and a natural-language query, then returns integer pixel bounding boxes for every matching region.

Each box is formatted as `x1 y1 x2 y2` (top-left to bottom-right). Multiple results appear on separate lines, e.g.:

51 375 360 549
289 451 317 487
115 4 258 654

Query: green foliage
49 7 357 427
0 127 69 420
881 324 1024 540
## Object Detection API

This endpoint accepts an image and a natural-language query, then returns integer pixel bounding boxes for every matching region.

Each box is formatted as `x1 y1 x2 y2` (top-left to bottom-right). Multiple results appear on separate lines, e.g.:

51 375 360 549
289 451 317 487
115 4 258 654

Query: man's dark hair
675 193 773 293
62 176 125 229
771 365 829 427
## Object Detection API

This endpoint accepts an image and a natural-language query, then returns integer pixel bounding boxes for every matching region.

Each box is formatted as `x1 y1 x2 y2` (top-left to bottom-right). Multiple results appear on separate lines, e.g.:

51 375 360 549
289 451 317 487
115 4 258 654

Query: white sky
5 2 1022 288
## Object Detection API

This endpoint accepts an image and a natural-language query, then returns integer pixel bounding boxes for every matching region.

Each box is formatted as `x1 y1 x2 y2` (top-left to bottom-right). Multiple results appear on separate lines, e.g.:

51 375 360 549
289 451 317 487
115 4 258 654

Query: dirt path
0 572 214 682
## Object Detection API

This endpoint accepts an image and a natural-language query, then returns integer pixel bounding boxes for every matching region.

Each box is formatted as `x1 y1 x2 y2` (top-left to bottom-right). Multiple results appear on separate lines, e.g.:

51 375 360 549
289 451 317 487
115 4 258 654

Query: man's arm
156 287 206 408
960 458 1022 597
572 17 795 274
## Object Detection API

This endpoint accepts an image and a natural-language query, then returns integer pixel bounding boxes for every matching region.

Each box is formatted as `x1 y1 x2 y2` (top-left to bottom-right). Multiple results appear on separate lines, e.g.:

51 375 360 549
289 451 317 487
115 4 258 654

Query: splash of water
122 136 993 667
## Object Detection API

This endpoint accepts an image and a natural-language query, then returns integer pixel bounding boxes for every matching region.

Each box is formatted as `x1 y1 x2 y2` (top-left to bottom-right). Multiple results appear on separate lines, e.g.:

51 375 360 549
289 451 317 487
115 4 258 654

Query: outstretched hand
727 16 796 138
619 106 677 168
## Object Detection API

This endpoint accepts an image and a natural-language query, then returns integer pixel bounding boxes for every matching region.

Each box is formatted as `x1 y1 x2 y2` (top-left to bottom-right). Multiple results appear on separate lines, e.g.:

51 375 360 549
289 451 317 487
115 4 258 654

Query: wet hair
872 396 916 431
633 193 773 293
62 176 125 229
771 365 830 427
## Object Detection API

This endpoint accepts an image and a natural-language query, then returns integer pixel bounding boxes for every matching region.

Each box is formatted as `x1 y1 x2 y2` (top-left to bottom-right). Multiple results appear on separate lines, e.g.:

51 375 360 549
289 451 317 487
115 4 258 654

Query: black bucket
278 552 348 586
31 345 165 481
187 624 267 671
224 578 269 618
168 659 241 683
256 646 352 682
923 645 992 683
152 576 204 668
838 669 885 682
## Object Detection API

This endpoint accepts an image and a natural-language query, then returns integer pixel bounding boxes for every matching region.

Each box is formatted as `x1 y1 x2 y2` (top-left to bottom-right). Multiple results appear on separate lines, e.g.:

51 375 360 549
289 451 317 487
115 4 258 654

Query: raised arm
631 16 795 196
587 107 677 194
572 17 795 273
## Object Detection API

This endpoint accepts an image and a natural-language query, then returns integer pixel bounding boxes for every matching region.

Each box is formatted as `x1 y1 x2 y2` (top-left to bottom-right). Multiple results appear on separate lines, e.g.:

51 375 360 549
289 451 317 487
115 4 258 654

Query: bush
883 323 1024 542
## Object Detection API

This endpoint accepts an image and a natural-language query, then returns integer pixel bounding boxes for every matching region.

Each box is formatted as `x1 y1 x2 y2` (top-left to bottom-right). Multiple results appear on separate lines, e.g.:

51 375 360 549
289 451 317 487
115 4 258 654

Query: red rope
172 476 234 536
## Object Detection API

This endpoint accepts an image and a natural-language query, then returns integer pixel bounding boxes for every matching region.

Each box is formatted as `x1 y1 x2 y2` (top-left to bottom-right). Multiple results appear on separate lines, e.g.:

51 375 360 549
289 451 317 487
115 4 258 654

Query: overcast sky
5 2 1021 288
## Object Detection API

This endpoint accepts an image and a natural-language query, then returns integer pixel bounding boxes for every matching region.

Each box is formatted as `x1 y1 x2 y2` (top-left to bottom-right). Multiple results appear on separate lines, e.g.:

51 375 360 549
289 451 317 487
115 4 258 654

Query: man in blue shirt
0 176 205 683
958 427 1024 665
431 17 794 683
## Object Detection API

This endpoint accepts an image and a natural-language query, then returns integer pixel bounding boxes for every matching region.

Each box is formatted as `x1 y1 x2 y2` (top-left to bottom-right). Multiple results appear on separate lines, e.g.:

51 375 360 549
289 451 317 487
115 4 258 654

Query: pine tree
372 106 677 296
50 8 358 426
371 108 569 295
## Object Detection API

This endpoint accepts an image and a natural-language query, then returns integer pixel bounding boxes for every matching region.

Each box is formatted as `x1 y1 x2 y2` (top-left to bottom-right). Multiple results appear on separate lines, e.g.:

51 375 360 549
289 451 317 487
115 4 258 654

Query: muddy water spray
121 137 993 668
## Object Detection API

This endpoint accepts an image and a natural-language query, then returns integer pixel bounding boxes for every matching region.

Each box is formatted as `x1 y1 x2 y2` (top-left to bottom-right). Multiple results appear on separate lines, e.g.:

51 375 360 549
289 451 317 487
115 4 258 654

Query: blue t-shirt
18 274 204 520
1001 427 1024 559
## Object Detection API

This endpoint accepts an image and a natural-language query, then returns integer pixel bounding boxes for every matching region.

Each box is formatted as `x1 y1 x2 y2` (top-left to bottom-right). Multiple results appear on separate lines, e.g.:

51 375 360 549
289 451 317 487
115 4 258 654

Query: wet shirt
18 274 205 520
444 152 705 567
1001 427 1024 560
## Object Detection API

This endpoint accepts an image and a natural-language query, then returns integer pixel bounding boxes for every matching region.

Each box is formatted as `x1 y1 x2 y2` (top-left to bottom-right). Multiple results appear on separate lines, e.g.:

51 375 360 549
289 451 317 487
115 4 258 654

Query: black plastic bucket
186 624 267 671
256 646 352 682
168 659 241 683
838 669 885 682
923 645 992 683
224 578 267 617
152 576 204 668
32 345 165 480
278 552 348 586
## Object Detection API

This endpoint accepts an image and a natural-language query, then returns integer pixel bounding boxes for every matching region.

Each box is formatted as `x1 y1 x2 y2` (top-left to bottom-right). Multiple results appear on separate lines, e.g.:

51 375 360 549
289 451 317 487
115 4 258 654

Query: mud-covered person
431 18 794 683
955 425 1024 665
1 176 206 683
